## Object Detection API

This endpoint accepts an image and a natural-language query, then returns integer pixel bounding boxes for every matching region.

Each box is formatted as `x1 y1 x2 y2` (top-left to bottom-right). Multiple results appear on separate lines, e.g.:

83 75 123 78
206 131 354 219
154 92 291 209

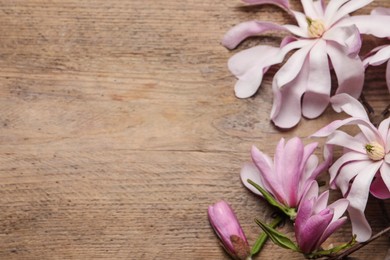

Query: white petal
324 0 349 26
329 0 373 26
326 43 364 99
347 161 382 242
380 162 390 192
240 162 263 196
335 160 372 196
367 45 390 66
302 39 331 119
330 93 369 120
347 15 390 38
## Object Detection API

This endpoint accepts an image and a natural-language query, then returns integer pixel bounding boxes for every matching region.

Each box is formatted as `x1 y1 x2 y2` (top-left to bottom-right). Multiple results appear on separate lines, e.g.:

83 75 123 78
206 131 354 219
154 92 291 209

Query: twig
328 226 390 260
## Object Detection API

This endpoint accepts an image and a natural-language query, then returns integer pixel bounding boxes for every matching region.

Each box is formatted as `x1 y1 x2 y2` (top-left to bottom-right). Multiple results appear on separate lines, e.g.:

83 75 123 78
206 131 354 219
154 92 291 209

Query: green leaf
255 218 299 252
251 215 284 256
247 179 297 219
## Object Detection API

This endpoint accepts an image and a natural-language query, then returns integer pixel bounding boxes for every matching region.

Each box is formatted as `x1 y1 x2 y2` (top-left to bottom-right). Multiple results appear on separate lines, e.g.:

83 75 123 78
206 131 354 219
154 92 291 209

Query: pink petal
329 151 369 186
302 40 331 119
300 180 319 205
313 0 325 17
283 24 309 38
326 43 364 98
291 11 309 30
328 0 373 25
324 0 350 25
240 162 264 196
228 45 282 98
347 161 382 242
316 216 348 249
366 45 390 66
378 117 390 149
380 162 390 193
335 160 372 196
370 173 390 199
251 145 286 202
301 0 321 19
323 25 361 56
330 93 369 120
348 15 390 38
371 7 390 16
274 42 314 88
326 130 366 154
386 60 390 94
271 59 309 128
328 199 349 221
241 0 290 10
313 190 330 214
222 21 287 49
279 137 304 206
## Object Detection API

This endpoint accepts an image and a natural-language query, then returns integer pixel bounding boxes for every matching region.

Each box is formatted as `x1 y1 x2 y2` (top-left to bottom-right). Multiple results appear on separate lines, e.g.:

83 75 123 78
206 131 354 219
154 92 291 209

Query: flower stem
250 214 284 256
328 226 390 259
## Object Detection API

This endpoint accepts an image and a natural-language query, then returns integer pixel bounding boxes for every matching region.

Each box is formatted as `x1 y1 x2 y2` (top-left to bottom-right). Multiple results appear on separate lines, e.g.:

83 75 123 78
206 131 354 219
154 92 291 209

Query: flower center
365 141 385 161
307 18 325 38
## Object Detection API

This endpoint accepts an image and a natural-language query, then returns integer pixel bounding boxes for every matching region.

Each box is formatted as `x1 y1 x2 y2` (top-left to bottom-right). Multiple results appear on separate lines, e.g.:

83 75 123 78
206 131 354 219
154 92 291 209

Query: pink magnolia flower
362 8 390 94
223 0 374 128
295 189 349 254
208 200 251 260
313 94 390 242
240 137 329 212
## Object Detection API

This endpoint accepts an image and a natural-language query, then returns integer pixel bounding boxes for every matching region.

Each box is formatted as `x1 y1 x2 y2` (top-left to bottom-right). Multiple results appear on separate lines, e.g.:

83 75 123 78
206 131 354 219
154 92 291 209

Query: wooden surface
0 0 389 259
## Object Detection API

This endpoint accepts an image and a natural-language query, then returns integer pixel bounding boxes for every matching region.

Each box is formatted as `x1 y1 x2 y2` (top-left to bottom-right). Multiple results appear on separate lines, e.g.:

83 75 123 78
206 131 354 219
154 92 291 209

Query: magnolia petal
316 216 348 250
367 45 390 66
380 162 390 193
325 130 366 154
371 7 390 16
300 180 319 206
328 199 349 221
313 0 325 17
378 117 390 150
302 40 331 119
222 21 287 49
271 59 309 128
386 60 390 94
347 161 382 242
323 25 361 56
330 93 369 120
329 0 373 26
228 45 282 98
298 211 333 253
291 10 309 30
312 117 379 142
251 145 286 202
335 160 372 196
326 43 364 98
313 190 329 214
301 0 320 19
347 15 390 38
240 162 264 196
283 24 309 38
241 0 290 10
329 151 369 186
274 42 314 89
324 0 349 26
279 137 304 206
370 173 390 199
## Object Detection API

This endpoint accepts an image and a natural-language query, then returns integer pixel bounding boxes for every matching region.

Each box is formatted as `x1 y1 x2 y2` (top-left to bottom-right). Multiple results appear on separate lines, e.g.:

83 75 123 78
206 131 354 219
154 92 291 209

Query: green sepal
255 218 299 252
247 179 297 219
304 236 357 259
251 215 284 256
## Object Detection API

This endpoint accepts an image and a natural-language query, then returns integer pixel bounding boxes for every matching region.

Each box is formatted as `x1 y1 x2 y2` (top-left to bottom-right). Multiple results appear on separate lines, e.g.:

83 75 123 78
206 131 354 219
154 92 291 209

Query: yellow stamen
307 18 326 38
365 141 385 161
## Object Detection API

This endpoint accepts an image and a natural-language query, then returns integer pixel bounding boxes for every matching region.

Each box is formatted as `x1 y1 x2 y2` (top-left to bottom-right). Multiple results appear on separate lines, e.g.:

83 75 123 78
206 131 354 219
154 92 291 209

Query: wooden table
0 1 389 259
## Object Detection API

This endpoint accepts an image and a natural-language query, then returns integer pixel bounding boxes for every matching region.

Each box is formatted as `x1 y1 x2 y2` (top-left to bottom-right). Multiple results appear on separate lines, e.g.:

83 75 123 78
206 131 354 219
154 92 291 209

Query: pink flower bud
208 201 251 260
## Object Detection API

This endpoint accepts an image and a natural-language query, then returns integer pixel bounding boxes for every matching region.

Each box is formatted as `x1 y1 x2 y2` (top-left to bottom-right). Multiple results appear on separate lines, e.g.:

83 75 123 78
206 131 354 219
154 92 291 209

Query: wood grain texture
0 0 389 259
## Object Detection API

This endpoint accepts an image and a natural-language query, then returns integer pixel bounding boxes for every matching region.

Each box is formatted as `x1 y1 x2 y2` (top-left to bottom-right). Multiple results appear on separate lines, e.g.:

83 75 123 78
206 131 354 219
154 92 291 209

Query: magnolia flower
313 94 390 242
363 7 390 94
223 0 370 128
240 137 329 214
295 189 349 254
208 200 251 260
